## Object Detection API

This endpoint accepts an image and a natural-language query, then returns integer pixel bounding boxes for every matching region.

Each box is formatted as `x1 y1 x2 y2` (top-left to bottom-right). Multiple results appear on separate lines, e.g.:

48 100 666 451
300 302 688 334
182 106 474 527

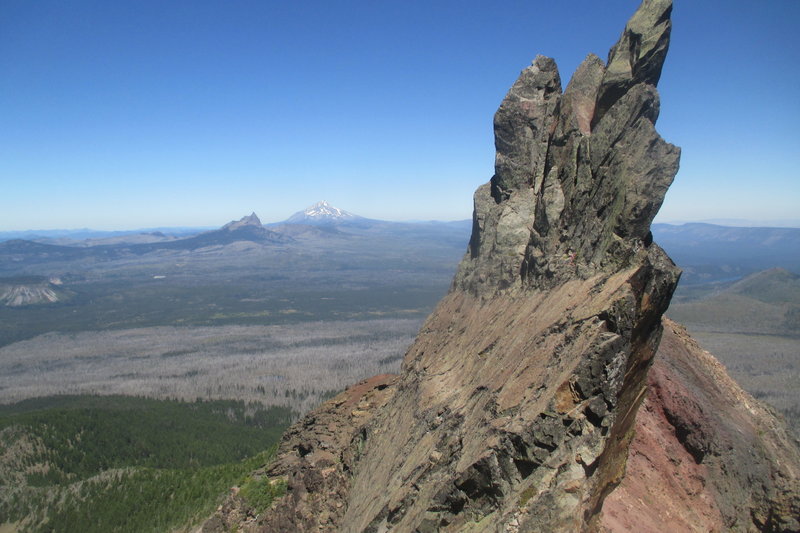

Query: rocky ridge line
599 319 800 532
202 1 799 531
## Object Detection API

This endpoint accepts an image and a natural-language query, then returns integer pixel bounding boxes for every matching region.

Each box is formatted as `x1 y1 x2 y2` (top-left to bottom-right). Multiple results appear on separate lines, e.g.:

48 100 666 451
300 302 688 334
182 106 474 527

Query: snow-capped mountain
285 201 363 225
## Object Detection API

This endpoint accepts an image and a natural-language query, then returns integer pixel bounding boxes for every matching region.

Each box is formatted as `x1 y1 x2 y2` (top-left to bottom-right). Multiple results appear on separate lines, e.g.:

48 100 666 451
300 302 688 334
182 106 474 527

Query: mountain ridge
598 318 800 531
0 212 290 265
202 1 799 531
667 266 800 337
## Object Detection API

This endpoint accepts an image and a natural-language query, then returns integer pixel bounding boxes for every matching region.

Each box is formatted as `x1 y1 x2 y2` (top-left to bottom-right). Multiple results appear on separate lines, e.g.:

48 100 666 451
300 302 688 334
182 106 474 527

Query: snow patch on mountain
285 201 362 224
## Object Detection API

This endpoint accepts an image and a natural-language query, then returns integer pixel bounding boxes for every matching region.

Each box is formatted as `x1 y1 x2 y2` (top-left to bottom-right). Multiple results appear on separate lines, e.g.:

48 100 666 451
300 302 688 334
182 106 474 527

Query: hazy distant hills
0 213 289 268
668 268 800 336
36 232 180 247
0 203 472 278
666 267 800 430
0 227 207 245
0 204 473 346
652 223 800 285
1 208 797 293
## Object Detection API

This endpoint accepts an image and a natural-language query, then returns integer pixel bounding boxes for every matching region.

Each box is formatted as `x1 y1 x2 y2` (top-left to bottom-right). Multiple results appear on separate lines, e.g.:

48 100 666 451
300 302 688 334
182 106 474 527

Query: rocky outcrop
0 277 63 307
454 0 677 296
202 1 799 531
599 319 800 532
203 374 399 532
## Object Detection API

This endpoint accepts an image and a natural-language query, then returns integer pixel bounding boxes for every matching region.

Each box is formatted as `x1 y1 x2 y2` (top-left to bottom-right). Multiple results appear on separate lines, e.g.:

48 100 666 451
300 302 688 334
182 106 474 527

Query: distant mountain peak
186 212 290 247
286 201 361 225
222 212 262 231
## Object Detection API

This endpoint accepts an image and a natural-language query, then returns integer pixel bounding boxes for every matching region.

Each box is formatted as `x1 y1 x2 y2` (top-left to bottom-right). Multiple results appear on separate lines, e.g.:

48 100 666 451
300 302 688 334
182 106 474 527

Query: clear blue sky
1 0 798 230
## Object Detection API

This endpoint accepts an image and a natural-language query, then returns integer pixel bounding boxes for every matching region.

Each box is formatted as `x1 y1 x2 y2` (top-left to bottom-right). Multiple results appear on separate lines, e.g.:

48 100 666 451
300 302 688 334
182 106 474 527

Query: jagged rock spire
594 0 673 126
455 0 678 296
204 2 692 532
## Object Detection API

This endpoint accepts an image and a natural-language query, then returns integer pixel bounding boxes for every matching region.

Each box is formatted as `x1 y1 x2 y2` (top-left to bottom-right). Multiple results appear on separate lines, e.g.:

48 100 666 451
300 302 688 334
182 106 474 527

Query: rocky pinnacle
454 0 678 296
205 1 692 532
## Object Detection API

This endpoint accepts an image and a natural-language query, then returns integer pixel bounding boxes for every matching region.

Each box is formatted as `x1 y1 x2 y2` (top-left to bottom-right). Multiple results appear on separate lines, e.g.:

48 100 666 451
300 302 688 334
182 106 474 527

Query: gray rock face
454 0 678 296
594 0 673 126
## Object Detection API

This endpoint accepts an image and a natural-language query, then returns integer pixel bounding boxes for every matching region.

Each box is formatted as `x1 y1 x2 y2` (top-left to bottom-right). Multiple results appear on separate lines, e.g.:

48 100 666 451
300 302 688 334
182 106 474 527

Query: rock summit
204 1 800 531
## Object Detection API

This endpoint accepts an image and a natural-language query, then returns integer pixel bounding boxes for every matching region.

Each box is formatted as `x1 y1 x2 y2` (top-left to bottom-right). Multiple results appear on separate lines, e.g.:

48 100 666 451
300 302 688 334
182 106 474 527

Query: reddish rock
600 319 800 532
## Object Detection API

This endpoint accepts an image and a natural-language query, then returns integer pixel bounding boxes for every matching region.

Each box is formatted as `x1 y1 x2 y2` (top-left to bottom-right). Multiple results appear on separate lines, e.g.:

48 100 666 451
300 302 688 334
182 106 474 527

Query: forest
0 395 292 532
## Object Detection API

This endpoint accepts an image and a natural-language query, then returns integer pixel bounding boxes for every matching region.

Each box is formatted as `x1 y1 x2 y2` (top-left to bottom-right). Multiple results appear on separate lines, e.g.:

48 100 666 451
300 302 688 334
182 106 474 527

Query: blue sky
1 0 798 230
